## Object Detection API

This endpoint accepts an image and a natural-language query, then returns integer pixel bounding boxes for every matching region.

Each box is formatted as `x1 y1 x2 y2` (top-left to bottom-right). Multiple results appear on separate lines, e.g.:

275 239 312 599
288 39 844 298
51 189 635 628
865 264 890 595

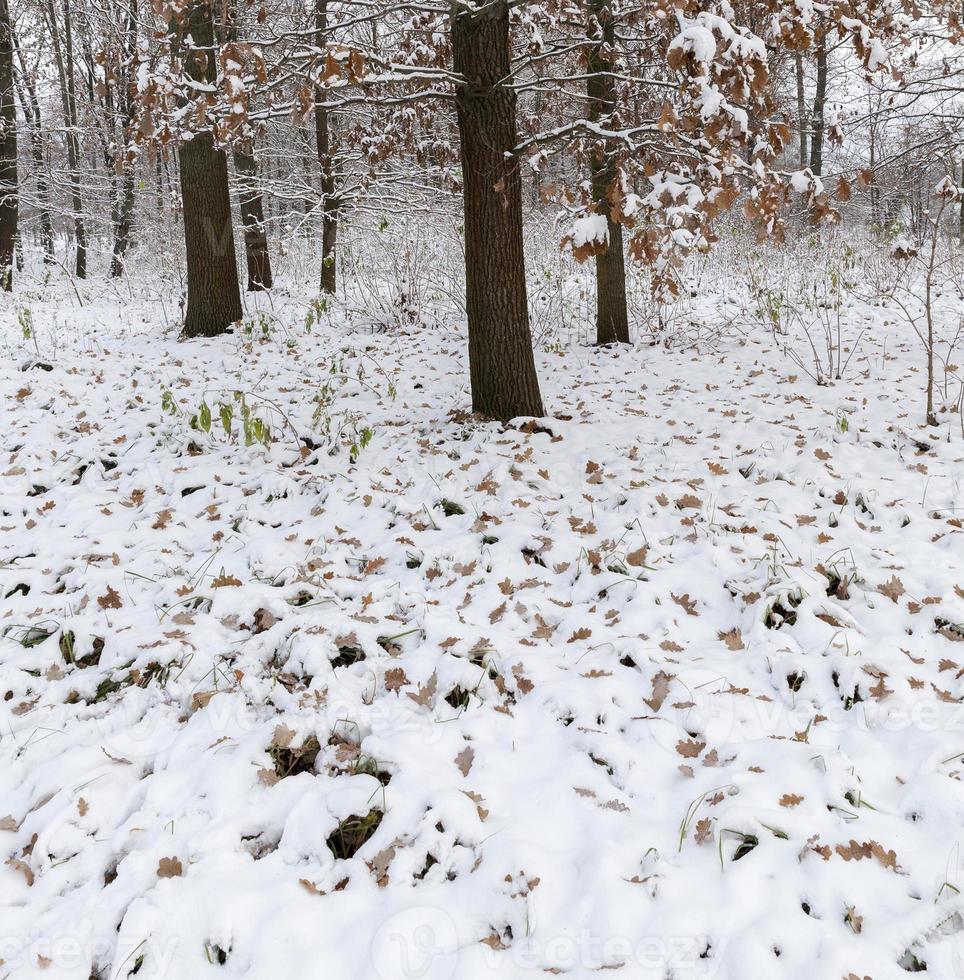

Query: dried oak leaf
5 857 34 886
407 672 438 707
676 738 705 758
878 575 905 603
97 586 123 610
718 628 744 651
671 593 698 617
455 746 475 777
644 671 673 712
779 794 804 807
156 856 183 878
626 546 649 567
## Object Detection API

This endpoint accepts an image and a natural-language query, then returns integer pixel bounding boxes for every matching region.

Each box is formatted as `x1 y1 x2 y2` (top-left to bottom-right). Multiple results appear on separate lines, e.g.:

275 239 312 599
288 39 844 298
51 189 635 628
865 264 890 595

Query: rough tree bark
177 0 242 337
0 0 17 290
586 0 629 345
451 0 544 420
233 141 272 290
315 0 338 293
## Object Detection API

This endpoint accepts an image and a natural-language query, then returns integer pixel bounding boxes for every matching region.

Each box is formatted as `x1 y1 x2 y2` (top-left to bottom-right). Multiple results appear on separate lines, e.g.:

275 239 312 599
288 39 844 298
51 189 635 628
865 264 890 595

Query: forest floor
2 273 964 980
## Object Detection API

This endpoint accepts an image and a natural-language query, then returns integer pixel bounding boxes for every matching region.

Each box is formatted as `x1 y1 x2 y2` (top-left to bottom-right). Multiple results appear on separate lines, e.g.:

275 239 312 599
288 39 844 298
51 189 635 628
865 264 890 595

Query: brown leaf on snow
878 575 905 603
845 906 863 934
463 789 489 821
212 573 243 588
156 856 183 878
272 724 295 749
384 667 409 692
407 672 438 707
675 493 702 510
368 842 397 886
644 671 673 712
671 593 698 616
869 674 893 701
511 663 534 694
718 628 744 651
455 746 475 777
257 768 280 787
97 586 123 609
489 602 507 624
694 818 713 844
567 627 592 643
834 839 898 871
779 794 804 807
626 546 649 567
5 857 34 886
676 738 705 758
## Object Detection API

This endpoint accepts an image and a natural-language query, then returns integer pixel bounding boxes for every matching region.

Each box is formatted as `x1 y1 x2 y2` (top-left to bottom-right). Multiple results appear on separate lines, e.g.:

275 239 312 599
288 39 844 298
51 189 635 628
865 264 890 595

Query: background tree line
0 0 961 419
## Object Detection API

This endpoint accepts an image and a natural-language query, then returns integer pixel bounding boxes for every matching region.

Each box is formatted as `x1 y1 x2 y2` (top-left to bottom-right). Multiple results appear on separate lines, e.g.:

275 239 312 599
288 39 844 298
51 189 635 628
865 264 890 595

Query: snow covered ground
2 265 964 980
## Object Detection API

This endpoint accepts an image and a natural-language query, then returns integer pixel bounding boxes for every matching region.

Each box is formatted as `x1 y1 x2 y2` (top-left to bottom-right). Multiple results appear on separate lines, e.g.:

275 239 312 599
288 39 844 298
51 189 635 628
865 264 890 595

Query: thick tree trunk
586 0 629 345
0 0 17 290
176 0 242 337
451 0 544 420
233 142 272 290
809 36 827 177
315 0 337 293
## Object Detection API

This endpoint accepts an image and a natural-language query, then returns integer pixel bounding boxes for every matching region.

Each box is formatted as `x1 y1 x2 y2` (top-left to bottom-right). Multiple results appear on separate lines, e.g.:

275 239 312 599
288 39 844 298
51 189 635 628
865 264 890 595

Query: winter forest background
2 0 964 977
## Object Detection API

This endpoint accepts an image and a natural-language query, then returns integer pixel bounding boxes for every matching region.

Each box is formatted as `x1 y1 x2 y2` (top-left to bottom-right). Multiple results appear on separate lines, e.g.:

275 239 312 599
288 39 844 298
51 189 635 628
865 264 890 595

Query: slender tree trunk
111 162 136 276
794 51 808 168
233 141 272 290
959 158 964 241
110 0 138 276
12 35 54 263
315 0 337 293
47 0 87 278
809 35 827 177
225 0 271 290
0 0 17 289
868 106 880 230
176 0 242 337
452 0 544 420
586 0 629 345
